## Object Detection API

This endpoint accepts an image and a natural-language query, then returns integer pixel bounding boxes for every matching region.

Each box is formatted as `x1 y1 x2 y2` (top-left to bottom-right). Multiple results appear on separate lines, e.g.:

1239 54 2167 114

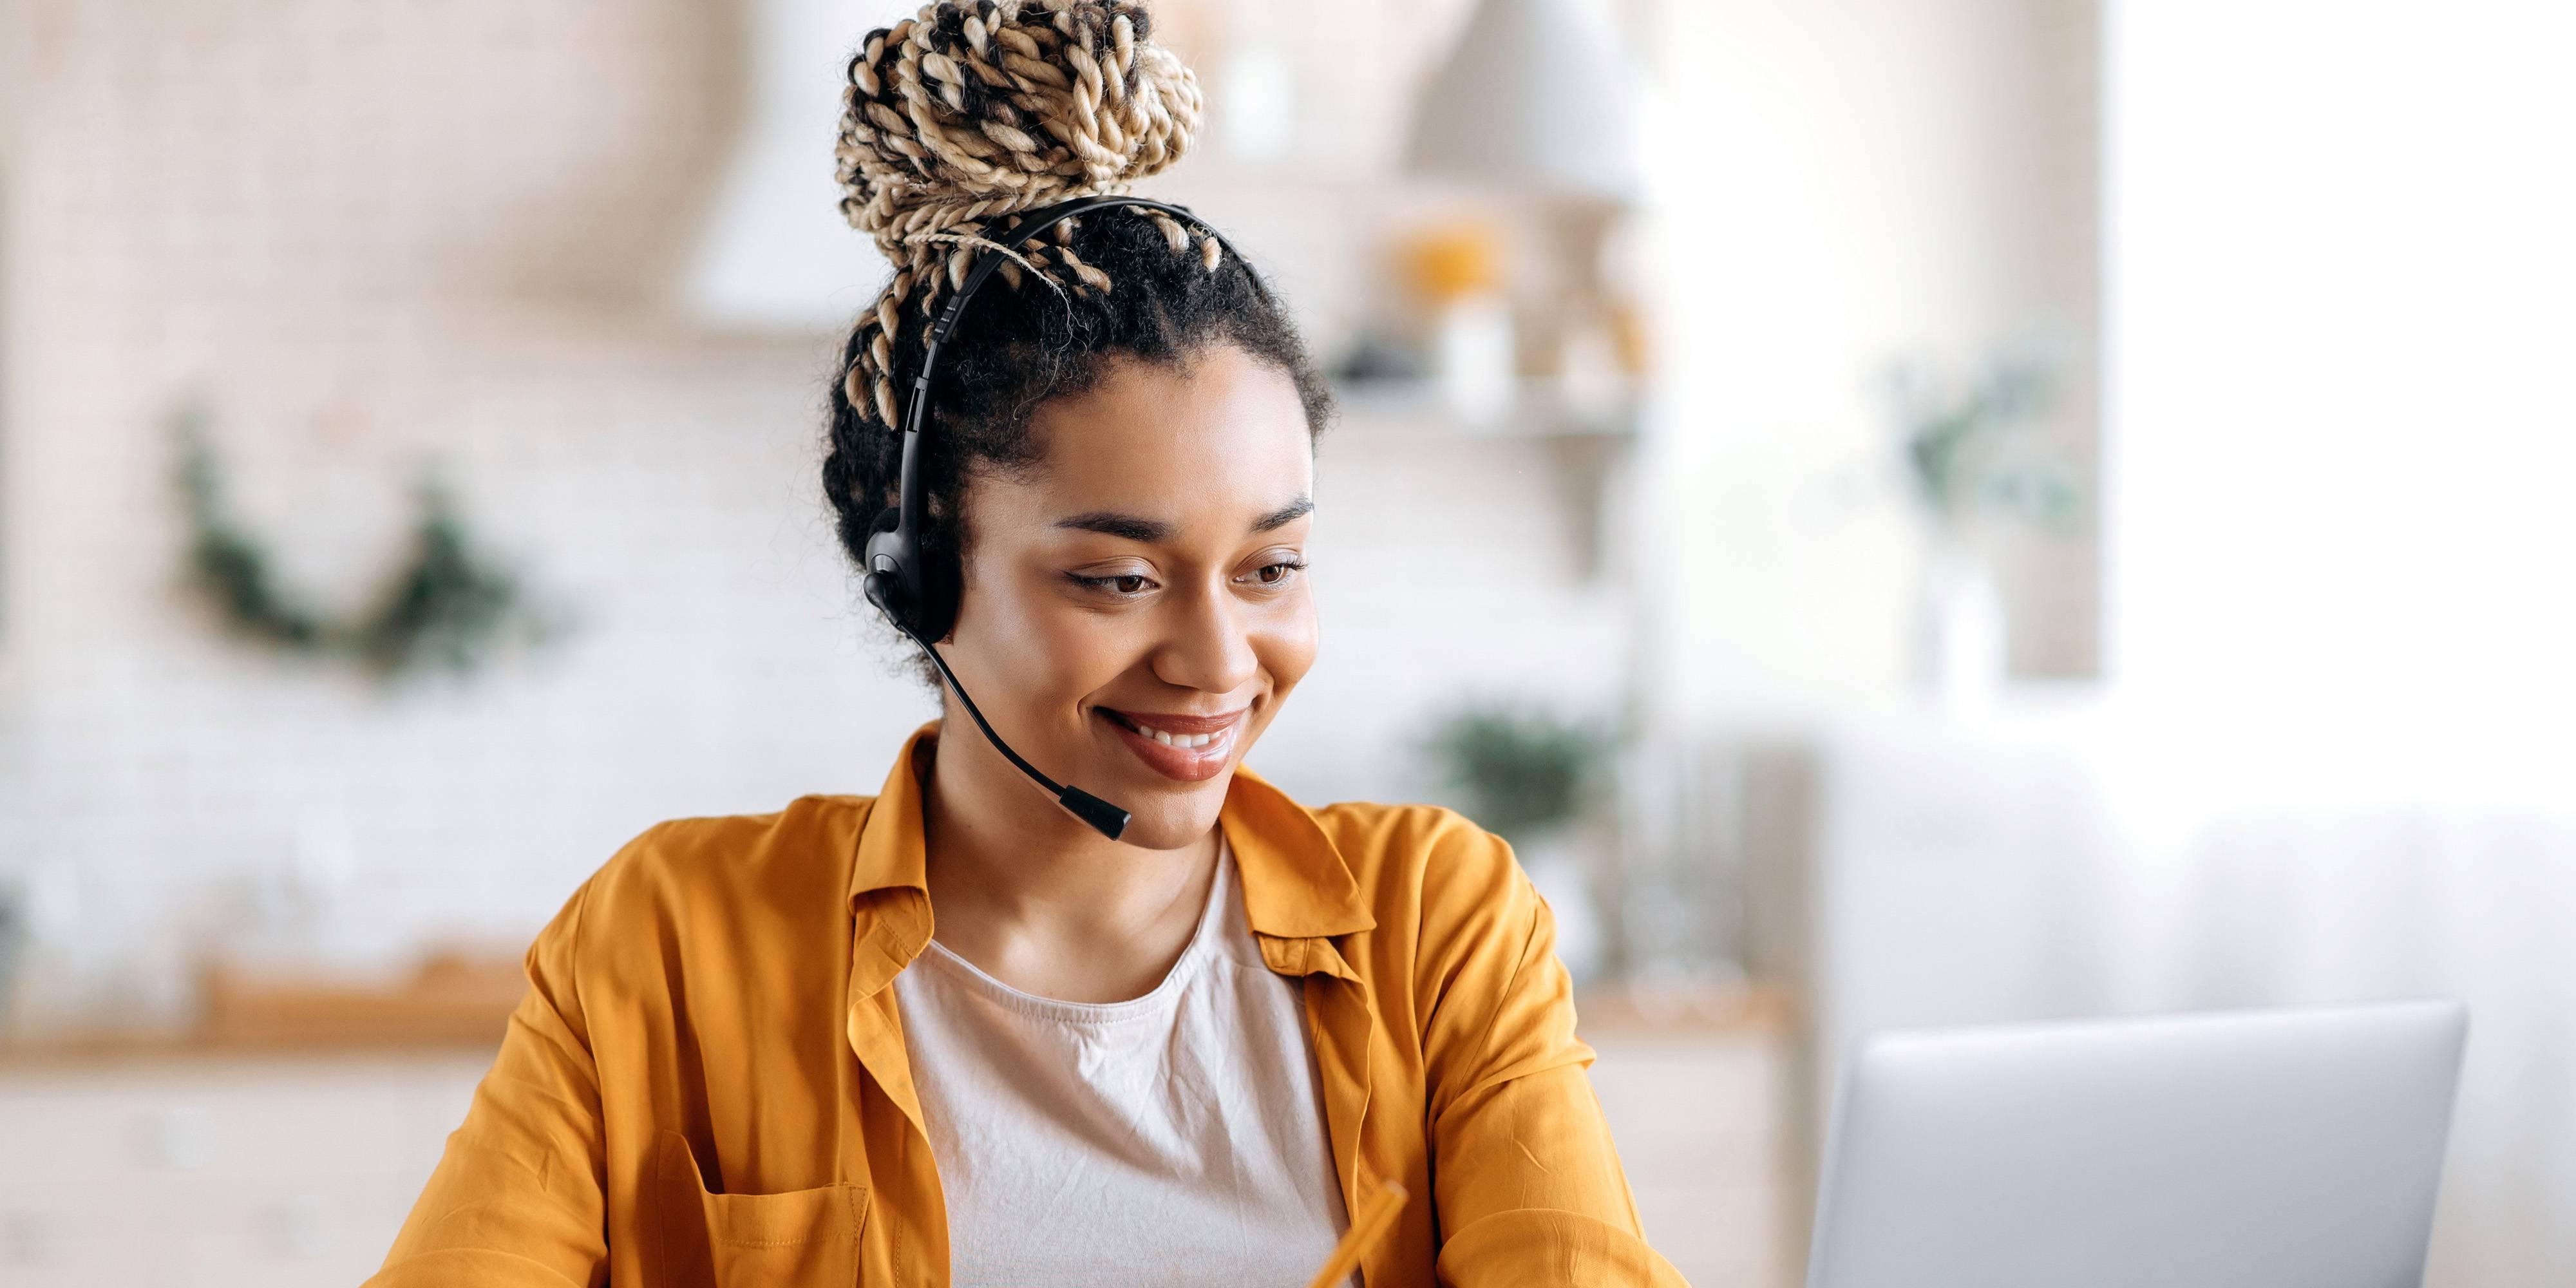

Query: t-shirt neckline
911 836 1235 1023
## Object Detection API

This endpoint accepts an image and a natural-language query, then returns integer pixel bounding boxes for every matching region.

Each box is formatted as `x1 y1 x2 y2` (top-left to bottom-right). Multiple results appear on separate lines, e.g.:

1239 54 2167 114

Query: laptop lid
1808 999 2468 1288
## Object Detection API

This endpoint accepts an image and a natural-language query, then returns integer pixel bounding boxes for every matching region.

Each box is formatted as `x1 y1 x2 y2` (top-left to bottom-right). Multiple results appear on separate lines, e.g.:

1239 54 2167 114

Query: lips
1097 707 1247 782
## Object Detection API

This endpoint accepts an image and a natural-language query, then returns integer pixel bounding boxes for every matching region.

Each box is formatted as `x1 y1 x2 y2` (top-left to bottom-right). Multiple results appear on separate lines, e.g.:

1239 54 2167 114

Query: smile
1097 707 1246 782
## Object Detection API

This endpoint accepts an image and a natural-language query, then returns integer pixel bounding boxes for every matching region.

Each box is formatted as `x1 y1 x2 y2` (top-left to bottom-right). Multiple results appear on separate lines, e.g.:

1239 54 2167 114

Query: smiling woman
367 3 1681 1287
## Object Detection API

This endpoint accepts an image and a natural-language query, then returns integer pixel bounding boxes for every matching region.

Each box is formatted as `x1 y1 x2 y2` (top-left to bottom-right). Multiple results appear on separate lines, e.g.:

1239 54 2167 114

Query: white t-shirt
892 839 1350 1287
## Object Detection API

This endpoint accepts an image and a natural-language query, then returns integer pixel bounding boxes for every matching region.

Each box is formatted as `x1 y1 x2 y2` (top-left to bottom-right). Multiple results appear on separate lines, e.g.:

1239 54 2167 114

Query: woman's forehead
1012 350 1314 528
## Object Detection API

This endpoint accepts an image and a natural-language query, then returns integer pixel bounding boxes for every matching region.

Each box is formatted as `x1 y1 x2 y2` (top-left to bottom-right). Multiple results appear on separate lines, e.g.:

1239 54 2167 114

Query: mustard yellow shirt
371 725 1685 1287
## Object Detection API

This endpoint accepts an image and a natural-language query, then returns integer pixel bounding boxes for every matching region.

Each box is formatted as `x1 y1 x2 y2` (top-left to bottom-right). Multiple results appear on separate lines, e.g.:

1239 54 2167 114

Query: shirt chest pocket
653 1131 867 1288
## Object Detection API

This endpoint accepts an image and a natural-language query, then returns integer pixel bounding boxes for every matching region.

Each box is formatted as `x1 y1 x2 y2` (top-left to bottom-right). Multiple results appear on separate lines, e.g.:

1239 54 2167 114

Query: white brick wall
0 0 1631 1025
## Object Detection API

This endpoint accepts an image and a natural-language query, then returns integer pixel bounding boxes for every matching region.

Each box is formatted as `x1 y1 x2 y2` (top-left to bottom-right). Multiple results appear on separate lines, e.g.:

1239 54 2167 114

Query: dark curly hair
819 1 1332 659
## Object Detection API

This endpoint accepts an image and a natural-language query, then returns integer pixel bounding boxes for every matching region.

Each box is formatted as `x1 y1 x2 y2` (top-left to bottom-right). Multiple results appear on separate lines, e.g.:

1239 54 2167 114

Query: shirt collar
1221 763 1374 940
846 721 1374 942
846 724 935 910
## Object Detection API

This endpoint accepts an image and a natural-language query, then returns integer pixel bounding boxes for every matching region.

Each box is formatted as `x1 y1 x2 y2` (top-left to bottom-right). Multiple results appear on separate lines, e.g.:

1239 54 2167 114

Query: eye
1068 571 1157 598
1238 556 1307 589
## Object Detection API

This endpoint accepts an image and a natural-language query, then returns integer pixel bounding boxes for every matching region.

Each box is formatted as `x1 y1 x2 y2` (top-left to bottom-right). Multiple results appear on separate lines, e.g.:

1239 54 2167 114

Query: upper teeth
1133 720 1217 749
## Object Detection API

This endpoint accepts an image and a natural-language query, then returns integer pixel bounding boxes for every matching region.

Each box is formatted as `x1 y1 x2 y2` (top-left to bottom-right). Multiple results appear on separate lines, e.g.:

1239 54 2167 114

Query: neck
920 718 1217 947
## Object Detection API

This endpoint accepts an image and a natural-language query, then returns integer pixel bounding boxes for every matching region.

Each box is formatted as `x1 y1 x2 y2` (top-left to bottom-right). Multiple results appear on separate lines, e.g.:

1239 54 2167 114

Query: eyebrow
1054 511 1171 542
1251 496 1315 533
1054 495 1313 543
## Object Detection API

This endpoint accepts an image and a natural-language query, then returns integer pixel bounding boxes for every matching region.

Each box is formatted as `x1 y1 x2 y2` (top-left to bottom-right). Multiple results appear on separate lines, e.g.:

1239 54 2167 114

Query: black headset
862 194 1253 842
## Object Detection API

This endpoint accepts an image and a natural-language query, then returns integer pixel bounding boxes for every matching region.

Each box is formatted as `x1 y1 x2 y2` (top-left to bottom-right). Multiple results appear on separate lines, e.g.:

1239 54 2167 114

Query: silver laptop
1808 999 2468 1288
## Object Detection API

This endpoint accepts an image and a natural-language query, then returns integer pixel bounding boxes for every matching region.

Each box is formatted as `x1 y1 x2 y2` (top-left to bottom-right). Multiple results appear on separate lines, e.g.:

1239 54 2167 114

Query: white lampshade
683 0 914 331
1403 0 1642 204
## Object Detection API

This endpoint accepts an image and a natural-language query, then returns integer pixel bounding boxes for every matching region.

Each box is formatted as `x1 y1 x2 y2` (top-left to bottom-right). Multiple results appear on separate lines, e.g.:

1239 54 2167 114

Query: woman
373 3 1680 1285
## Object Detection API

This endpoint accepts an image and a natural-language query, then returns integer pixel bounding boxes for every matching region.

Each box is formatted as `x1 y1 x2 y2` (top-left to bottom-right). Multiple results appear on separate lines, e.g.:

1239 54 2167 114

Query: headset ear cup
861 568 904 626
861 510 920 634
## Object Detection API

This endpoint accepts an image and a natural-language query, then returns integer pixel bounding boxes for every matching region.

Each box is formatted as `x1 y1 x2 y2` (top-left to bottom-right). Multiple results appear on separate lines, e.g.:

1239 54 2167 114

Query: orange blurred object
1305 1181 1408 1288
1399 219 1507 304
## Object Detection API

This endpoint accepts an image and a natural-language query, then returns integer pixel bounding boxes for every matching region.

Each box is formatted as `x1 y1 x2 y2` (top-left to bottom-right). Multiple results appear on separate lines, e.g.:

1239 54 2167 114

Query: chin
1110 779 1233 851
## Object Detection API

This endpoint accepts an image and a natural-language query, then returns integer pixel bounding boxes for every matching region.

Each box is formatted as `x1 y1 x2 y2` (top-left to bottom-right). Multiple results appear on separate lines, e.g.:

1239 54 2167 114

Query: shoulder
1307 800 1540 953
1309 801 1522 893
1303 802 1573 1081
540 795 876 963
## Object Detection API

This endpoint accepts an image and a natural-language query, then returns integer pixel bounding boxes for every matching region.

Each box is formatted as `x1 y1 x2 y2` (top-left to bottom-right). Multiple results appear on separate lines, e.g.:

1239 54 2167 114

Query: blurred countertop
3 965 1783 1070
0 951 523 1070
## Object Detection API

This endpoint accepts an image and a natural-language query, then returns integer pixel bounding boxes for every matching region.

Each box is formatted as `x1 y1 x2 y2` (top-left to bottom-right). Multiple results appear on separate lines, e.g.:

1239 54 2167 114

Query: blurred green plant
1420 703 1608 844
175 407 563 680
1887 352 2084 533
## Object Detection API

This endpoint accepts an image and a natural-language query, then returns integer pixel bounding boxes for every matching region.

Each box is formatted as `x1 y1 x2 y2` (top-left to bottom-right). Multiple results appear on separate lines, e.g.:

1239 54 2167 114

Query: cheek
954 558 1110 696
1253 591 1321 696
984 583 1132 698
1033 609 1139 696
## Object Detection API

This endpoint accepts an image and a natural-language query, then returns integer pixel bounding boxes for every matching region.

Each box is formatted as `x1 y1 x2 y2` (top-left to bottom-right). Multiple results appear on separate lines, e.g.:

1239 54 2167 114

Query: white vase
1434 297 1516 424
1917 539 2007 711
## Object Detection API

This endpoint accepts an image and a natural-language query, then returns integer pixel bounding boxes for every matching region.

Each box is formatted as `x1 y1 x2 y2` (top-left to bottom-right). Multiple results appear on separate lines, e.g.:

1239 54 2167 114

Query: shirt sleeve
1416 821 1689 1287
367 880 610 1288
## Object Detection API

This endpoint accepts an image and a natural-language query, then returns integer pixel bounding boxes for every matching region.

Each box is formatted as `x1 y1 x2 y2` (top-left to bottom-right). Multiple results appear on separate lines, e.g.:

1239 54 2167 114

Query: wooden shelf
0 952 524 1068
1327 380 1642 578
1578 981 1793 1041
1331 379 1642 439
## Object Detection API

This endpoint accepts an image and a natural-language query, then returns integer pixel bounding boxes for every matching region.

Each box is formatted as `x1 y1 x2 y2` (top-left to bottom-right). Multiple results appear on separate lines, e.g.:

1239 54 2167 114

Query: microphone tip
1059 787 1130 841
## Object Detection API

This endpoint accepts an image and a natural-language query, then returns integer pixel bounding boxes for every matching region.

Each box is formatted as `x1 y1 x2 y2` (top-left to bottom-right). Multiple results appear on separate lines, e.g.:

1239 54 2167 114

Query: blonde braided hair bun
819 1 1329 660
835 0 1216 432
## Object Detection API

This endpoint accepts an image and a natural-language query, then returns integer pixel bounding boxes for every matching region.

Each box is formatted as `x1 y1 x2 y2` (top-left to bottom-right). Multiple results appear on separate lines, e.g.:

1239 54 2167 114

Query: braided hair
821 0 1332 656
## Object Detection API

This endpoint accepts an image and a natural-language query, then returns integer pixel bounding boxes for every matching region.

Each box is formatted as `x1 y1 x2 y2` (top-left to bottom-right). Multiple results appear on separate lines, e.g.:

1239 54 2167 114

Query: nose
1151 576 1260 696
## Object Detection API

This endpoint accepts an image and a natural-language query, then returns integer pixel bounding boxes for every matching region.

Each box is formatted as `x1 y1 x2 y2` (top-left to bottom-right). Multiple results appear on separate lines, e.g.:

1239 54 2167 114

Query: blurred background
1 0 2571 1283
